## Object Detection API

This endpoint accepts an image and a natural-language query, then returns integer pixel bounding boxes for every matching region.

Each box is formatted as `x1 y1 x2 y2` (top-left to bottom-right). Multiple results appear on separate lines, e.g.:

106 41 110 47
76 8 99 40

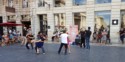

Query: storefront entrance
39 14 48 35
73 12 86 30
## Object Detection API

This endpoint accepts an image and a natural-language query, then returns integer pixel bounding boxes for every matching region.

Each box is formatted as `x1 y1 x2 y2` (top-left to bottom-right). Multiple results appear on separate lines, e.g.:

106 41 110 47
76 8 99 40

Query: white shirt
60 33 68 44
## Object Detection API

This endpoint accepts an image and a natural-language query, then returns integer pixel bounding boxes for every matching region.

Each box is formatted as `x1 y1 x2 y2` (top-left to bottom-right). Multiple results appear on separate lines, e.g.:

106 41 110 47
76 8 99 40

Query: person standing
80 30 86 48
58 30 68 55
85 27 92 49
101 29 107 44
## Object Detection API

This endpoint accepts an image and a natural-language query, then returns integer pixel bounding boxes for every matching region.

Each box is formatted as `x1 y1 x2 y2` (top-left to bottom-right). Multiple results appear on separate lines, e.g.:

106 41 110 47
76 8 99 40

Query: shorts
35 42 44 48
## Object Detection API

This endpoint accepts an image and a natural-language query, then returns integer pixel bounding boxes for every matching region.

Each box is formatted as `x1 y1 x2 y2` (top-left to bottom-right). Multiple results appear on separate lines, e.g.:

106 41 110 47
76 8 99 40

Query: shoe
36 53 40 55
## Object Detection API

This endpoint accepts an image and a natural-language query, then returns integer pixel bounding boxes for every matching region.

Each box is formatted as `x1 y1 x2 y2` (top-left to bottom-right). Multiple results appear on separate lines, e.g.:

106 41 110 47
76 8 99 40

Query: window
54 0 65 7
73 0 86 6
54 13 66 32
22 0 28 8
122 0 125 2
95 0 111 4
121 10 125 28
94 11 111 32
8 0 13 7
38 0 45 7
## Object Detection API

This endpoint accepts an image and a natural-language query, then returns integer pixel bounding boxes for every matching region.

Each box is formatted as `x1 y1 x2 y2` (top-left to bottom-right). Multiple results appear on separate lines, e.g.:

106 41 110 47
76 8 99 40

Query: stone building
1 0 125 44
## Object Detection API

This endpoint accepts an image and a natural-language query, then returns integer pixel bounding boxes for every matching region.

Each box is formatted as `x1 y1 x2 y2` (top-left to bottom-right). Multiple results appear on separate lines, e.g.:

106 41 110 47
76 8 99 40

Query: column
110 0 121 43
47 12 55 41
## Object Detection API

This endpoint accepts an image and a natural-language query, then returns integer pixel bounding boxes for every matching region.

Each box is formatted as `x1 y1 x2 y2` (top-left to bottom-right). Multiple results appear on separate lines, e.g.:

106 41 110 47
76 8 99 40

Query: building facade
0 0 125 44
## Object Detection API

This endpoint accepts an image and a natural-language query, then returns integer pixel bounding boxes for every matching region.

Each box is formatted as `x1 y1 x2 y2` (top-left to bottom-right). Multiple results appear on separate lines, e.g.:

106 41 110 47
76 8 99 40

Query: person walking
35 31 46 54
58 30 68 55
80 30 86 48
119 28 125 44
85 27 92 49
26 33 34 50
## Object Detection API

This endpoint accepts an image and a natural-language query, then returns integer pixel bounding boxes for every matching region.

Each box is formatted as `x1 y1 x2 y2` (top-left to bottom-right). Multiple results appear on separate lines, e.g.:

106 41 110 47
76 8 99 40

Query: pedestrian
85 27 92 49
26 33 34 50
58 30 68 55
0 34 2 46
80 30 86 48
119 28 125 44
101 29 107 44
35 31 46 54
67 32 71 53
21 27 28 46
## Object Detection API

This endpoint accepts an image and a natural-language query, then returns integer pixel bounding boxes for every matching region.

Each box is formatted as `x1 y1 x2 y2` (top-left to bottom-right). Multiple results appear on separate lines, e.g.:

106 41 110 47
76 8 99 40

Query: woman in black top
35 31 46 54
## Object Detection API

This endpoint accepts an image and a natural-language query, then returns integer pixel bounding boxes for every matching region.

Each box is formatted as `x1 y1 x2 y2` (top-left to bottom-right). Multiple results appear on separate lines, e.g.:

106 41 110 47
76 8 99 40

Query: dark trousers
35 42 45 53
26 42 33 49
58 43 68 54
97 38 101 43
80 38 85 48
52 36 54 42
120 36 124 44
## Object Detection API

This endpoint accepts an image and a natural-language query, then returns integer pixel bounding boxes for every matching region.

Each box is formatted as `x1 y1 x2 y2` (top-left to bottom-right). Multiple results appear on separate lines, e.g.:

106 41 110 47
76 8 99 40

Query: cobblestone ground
0 43 125 62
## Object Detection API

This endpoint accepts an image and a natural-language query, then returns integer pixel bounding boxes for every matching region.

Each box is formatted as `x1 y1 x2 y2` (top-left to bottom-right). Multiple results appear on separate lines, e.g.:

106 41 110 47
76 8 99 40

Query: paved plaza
0 43 125 62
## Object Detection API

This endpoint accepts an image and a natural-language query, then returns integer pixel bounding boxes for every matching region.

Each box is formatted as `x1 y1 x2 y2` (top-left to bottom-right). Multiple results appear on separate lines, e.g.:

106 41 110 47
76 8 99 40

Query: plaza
0 0 125 44
0 43 125 62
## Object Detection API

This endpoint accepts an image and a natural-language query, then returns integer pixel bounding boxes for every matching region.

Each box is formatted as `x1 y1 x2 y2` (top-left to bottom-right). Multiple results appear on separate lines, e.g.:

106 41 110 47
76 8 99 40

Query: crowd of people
1 26 125 55
0 29 22 46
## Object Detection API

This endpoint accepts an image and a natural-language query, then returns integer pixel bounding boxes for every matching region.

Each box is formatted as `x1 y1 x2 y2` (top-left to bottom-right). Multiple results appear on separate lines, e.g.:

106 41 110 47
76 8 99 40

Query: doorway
73 12 86 30
0 17 3 35
39 14 48 35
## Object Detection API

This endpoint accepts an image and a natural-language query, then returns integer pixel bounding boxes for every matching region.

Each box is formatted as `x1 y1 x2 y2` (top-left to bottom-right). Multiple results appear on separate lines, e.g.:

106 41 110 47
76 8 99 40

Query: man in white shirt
58 30 68 55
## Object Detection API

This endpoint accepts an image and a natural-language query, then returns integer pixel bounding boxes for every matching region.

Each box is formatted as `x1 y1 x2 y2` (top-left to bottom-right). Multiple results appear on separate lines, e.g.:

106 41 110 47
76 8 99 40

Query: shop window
54 0 65 7
95 0 111 4
73 0 86 6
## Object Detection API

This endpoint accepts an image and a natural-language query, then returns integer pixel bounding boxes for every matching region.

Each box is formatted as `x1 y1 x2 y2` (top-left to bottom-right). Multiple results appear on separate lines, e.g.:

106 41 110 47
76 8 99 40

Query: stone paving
0 43 125 62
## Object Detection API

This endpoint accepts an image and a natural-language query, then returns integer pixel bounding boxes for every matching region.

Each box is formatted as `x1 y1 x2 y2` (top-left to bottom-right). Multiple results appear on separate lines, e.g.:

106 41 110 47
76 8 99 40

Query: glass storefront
73 12 86 30
95 11 111 31
54 13 66 32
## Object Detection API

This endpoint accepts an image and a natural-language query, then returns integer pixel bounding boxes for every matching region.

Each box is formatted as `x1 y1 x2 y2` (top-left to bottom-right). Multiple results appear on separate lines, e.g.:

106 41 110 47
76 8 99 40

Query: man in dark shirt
80 30 86 48
119 28 125 44
85 27 92 49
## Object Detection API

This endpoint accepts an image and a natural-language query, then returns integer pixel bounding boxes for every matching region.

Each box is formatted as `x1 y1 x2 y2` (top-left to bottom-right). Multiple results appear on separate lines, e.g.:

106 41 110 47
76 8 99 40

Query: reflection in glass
54 13 66 32
95 11 111 31
95 0 111 4
73 0 86 6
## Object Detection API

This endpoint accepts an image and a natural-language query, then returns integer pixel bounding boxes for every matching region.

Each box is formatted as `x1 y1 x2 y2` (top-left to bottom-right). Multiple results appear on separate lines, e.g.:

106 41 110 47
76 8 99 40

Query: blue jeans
120 36 124 44
35 42 45 53
85 37 90 49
